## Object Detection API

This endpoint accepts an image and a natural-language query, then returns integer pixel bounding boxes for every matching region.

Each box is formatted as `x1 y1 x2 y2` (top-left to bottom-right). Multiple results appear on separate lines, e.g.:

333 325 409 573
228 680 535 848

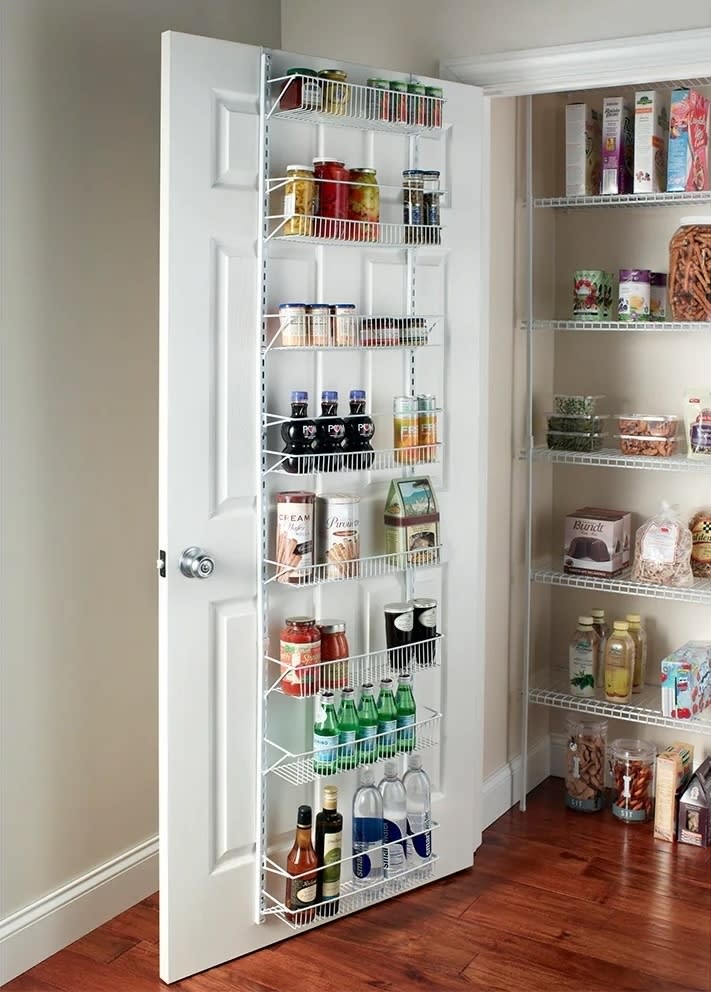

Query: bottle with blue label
337 687 359 770
352 767 384 891
344 389 375 470
313 689 339 775
403 752 432 874
378 760 408 879
356 683 379 764
376 677 398 759
313 390 346 472
395 672 417 752
281 390 316 474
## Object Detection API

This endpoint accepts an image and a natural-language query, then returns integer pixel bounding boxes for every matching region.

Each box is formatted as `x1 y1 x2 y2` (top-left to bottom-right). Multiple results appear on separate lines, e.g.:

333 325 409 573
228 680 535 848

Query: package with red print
660 640 711 719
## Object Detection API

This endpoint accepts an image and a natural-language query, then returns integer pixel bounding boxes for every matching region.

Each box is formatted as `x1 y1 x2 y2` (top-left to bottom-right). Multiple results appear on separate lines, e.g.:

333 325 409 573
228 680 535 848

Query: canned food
610 738 657 822
425 86 443 128
276 491 315 584
573 270 614 320
367 78 391 121
348 168 380 241
565 717 607 812
316 494 360 579
334 303 357 346
318 69 348 115
283 165 315 236
279 303 308 346
389 80 409 123
307 304 331 347
279 68 321 112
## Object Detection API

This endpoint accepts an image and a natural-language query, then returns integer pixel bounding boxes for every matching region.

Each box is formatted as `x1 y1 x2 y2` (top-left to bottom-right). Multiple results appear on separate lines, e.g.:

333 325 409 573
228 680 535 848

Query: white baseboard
481 734 552 829
0 835 159 985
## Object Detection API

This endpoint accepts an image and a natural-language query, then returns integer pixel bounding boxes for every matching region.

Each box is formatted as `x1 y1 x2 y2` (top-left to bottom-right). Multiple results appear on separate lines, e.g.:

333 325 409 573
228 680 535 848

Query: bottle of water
351 767 384 892
378 759 407 880
403 752 432 874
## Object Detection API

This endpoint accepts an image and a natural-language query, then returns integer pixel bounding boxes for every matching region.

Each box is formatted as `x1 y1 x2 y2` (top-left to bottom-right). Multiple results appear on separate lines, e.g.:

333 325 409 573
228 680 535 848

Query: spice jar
407 82 426 126
565 717 607 812
317 620 349 691
279 303 308 347
416 394 438 462
625 614 647 693
609 738 656 822
318 69 348 116
603 619 635 703
669 217 711 321
280 617 321 696
279 68 321 112
568 615 600 697
283 165 316 236
618 269 651 321
403 170 424 242
348 167 380 241
422 171 442 244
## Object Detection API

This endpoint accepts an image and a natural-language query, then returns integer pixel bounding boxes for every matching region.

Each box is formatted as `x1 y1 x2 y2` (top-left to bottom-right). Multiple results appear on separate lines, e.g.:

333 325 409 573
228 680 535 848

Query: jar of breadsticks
609 739 656 823
565 717 607 812
669 217 711 321
315 493 360 580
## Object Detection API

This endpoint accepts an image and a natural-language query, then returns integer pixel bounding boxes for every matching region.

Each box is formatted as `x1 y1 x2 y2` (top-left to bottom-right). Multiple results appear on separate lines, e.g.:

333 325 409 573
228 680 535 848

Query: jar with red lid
317 620 349 691
313 158 349 239
279 617 321 697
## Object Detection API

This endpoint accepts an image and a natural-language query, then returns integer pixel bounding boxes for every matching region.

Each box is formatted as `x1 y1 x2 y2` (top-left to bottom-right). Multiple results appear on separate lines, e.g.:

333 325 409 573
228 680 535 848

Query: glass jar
425 86 443 128
669 217 711 321
609 738 657 822
403 170 424 243
422 170 442 244
618 269 651 322
389 80 409 123
568 615 600 697
283 165 315 236
279 68 321 112
367 78 391 121
625 614 647 694
407 82 427 126
306 304 331 347
603 619 635 704
318 69 348 116
317 620 349 692
313 158 349 239
650 272 667 321
279 617 321 696
348 167 380 241
565 717 607 812
278 303 308 347
384 602 414 669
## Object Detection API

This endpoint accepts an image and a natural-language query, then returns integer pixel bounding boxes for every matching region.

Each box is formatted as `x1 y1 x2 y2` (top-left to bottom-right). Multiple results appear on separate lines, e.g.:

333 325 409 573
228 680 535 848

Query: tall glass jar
603 620 635 704
313 158 349 239
609 739 656 823
568 615 600 697
348 168 380 241
565 717 607 812
283 165 315 236
625 614 647 694
669 217 711 321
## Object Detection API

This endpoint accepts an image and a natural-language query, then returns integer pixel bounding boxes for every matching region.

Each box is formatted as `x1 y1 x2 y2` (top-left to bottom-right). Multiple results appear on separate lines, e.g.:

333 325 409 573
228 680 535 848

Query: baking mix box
601 97 634 195
634 90 669 193
678 755 711 847
667 88 710 192
653 742 695 842
660 640 711 719
563 506 631 578
384 477 440 566
565 103 602 196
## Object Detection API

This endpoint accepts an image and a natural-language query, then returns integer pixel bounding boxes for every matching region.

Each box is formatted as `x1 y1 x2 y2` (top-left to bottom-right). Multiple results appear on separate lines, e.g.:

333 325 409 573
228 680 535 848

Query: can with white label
276 491 315 584
316 493 360 579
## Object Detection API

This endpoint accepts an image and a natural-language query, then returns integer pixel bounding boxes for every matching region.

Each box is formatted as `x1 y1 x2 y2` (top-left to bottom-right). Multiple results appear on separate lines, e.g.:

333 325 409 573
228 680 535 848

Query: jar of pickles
565 717 607 812
318 69 348 116
283 165 315 236
609 738 656 822
348 167 380 241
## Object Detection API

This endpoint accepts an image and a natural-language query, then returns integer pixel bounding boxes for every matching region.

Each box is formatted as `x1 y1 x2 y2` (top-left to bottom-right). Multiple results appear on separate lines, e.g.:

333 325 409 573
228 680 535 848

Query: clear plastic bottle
568 615 600 697
403 753 432 873
351 767 384 891
378 760 408 879
590 608 609 685
604 620 635 704
625 614 647 694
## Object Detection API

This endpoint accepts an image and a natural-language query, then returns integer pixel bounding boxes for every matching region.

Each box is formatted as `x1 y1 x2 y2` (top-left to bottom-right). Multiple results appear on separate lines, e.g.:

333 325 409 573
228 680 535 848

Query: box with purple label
601 97 634 195
660 641 711 719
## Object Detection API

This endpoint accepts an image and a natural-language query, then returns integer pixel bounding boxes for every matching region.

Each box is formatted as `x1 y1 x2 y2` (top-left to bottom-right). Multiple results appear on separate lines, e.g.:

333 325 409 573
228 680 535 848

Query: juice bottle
313 390 345 472
568 615 599 697
344 389 375 470
626 614 647 694
590 609 609 685
281 391 316 473
603 620 635 704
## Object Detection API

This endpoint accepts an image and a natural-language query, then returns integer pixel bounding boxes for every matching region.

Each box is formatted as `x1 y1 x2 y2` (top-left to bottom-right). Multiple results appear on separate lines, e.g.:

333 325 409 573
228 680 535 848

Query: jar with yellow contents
348 167 380 242
283 165 316 236
318 69 348 116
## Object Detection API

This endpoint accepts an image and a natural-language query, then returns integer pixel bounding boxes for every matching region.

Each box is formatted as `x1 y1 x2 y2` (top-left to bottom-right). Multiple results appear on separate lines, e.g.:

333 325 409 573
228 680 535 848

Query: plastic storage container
609 739 657 822
565 717 608 812
669 217 711 321
616 434 678 456
546 430 607 452
546 413 608 433
553 394 605 416
615 415 679 437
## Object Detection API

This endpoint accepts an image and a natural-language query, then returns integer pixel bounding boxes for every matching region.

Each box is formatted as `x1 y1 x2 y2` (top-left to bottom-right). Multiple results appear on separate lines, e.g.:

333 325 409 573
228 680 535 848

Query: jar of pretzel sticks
565 717 607 812
609 738 657 823
669 217 711 321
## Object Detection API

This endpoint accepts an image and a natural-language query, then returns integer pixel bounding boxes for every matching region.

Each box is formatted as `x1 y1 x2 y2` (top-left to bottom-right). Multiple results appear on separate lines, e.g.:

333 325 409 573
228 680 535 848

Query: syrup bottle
344 389 375 470
281 390 316 474
313 390 345 472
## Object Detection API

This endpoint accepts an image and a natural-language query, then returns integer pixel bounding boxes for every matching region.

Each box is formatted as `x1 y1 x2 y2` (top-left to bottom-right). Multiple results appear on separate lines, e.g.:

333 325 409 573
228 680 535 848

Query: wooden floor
7 777 711 992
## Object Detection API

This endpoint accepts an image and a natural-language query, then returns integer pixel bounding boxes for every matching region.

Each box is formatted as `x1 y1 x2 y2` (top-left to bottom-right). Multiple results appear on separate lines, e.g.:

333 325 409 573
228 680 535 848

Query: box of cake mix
565 103 601 196
601 96 634 195
563 506 631 578
668 88 710 192
634 90 669 193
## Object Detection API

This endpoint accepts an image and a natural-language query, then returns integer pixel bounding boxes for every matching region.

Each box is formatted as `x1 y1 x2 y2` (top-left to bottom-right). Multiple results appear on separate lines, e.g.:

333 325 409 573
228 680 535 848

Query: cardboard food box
563 507 631 578
601 96 634 195
565 103 602 197
634 90 669 193
667 88 711 192
654 742 695 842
660 641 711 719
384 477 440 566
678 755 711 847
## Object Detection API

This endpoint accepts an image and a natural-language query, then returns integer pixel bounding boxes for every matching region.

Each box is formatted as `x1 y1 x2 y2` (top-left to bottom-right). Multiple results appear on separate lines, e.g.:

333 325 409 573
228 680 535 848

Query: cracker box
660 641 711 719
667 88 710 192
384 477 440 566
654 741 695 842
565 103 602 197
634 91 669 193
563 506 631 578
678 755 711 847
601 97 634 195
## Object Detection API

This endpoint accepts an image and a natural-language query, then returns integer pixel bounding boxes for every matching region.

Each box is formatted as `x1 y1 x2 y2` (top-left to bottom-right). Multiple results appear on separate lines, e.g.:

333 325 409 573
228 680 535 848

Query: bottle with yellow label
625 614 647 694
603 620 635 704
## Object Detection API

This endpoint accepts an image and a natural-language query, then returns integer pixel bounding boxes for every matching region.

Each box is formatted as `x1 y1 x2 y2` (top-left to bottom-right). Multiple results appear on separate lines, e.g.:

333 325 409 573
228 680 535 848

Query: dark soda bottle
281 390 316 474
344 389 375 470
313 390 345 472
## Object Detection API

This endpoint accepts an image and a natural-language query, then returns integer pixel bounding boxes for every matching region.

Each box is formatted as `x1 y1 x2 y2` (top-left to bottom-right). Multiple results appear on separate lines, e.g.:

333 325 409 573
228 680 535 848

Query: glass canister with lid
565 717 607 812
669 216 711 321
609 738 657 822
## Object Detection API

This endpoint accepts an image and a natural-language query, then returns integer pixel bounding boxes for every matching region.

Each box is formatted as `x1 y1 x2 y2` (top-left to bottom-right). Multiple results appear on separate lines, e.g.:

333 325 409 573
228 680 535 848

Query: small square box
564 506 631 578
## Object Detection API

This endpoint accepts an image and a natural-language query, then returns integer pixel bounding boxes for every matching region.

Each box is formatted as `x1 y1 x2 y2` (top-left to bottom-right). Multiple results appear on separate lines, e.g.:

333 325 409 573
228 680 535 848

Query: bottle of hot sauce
285 805 319 923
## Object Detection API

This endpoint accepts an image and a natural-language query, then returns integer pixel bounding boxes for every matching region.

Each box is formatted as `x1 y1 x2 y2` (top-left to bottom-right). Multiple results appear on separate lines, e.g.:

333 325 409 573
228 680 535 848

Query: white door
160 30 486 984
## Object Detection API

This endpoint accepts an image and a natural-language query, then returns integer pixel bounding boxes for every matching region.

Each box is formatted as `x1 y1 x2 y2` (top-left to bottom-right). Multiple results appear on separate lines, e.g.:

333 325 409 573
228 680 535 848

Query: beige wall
0 0 280 919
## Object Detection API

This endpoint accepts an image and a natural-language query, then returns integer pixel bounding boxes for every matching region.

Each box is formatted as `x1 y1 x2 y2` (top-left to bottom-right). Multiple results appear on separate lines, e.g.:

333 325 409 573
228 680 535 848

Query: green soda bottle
337 686 359 770
356 683 379 764
313 689 339 775
395 673 417 752
376 677 398 759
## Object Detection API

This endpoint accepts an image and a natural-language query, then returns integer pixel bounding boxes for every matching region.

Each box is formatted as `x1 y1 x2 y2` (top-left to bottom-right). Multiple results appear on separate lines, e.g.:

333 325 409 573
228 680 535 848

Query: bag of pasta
631 501 693 587
689 507 711 577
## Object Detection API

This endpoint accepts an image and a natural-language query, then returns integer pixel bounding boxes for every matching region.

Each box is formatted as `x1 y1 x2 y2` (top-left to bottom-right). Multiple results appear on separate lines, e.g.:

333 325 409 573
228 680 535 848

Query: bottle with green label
337 686 359 770
376 677 398 759
357 683 379 763
395 673 417 752
313 689 339 775
568 616 599 697
315 785 343 917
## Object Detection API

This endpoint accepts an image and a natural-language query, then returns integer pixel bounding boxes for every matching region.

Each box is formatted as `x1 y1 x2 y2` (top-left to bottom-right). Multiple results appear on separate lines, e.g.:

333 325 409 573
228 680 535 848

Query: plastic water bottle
351 767 384 891
403 752 432 874
378 760 408 880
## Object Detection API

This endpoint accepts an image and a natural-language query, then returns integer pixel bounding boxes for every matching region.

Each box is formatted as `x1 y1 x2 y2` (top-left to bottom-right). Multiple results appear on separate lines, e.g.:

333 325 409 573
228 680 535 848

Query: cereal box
654 742 694 842
384 477 440 566
634 91 668 193
660 640 711 719
565 103 601 196
601 97 634 195
564 506 631 578
678 756 711 847
667 88 710 192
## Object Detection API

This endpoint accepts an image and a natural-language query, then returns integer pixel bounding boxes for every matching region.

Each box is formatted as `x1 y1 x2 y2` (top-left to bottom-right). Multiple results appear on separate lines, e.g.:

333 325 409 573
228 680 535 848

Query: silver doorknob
180 547 215 579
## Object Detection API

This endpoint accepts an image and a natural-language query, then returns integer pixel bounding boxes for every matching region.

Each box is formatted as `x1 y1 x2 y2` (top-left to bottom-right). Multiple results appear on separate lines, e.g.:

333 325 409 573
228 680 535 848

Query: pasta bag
631 501 693 587
689 507 711 578
684 388 711 459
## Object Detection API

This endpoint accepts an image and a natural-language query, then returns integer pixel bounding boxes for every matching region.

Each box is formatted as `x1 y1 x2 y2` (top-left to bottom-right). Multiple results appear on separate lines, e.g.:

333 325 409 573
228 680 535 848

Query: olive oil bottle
315 785 343 917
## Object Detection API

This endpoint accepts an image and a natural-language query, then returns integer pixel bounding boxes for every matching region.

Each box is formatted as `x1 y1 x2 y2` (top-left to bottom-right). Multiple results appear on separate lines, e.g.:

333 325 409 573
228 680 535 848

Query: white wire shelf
261 850 438 929
263 313 442 352
529 319 711 333
266 635 443 697
531 562 711 604
534 191 711 208
265 546 443 587
264 706 441 785
527 445 711 473
263 443 442 475
529 670 711 736
268 74 444 137
266 214 442 247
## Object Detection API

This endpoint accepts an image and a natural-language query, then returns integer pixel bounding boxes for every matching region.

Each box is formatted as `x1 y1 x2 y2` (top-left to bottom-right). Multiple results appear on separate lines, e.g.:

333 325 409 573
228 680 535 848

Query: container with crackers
565 716 607 813
615 413 680 457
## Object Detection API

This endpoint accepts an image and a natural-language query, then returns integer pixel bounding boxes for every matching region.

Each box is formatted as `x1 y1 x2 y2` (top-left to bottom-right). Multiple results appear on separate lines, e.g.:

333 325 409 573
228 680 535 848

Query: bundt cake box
564 506 632 577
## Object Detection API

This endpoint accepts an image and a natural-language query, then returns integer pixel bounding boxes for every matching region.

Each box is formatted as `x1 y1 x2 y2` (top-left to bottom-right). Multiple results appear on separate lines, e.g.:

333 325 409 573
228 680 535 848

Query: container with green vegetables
546 413 609 433
547 430 606 452
553 394 606 416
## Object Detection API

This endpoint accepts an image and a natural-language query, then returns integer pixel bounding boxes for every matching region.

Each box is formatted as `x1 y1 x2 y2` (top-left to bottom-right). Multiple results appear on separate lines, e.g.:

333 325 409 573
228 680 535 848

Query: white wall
0 0 279 931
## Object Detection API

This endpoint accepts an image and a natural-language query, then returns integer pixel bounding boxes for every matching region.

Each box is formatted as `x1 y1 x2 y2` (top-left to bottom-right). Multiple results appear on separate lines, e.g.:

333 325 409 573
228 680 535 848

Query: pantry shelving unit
530 319 711 332
529 447 711 472
534 190 711 208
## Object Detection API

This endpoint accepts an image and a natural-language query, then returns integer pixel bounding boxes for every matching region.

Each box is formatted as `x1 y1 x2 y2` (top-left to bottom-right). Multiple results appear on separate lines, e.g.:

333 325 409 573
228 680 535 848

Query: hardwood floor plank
103 899 160 945
65 927 140 964
3 976 63 992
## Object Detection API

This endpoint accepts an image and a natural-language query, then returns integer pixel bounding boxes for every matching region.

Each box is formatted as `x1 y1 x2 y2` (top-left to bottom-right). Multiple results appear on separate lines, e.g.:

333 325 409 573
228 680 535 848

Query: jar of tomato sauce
279 68 321 112
348 168 380 242
313 158 349 239
280 617 321 697
317 620 349 691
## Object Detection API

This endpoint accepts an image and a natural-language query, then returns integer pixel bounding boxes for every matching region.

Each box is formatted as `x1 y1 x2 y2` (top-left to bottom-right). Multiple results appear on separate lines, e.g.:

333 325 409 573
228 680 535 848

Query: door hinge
157 550 166 578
